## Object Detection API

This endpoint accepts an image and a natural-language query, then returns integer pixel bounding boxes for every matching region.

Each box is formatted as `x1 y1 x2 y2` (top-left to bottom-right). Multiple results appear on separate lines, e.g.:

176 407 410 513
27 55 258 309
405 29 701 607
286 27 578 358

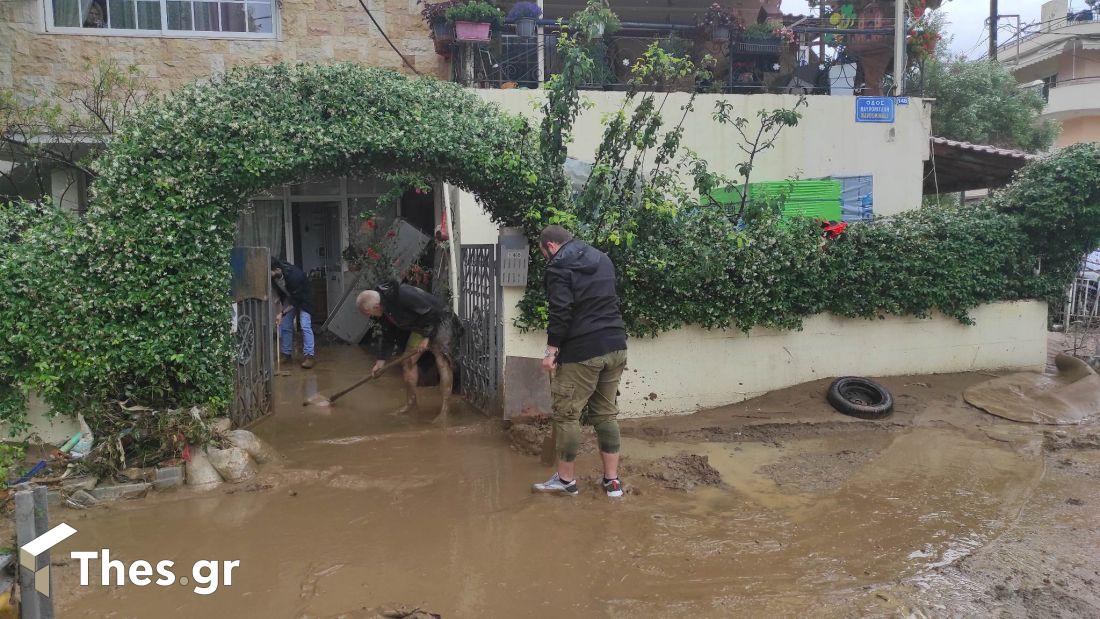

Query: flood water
50 347 1049 617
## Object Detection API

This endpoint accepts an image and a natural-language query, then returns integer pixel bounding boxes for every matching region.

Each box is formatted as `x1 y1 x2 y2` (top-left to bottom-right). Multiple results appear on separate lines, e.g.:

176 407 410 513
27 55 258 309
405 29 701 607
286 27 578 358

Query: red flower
365 218 377 231
367 247 380 261
386 230 396 238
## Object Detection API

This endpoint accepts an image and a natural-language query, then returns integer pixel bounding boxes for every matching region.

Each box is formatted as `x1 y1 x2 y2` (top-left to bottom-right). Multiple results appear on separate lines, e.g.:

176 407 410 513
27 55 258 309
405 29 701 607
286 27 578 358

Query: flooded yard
47 347 1100 617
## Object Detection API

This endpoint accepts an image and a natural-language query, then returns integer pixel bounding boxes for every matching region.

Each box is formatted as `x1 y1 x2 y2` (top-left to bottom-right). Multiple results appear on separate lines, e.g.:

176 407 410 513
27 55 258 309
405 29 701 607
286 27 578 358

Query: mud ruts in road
47 348 1100 617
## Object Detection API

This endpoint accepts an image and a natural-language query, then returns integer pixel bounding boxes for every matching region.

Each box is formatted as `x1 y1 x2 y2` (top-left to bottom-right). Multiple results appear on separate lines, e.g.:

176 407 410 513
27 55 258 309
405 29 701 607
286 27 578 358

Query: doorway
291 201 341 322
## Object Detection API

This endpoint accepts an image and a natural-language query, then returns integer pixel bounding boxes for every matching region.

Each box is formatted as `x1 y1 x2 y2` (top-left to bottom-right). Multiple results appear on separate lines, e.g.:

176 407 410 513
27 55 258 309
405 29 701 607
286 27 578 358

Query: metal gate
231 247 275 427
458 244 503 415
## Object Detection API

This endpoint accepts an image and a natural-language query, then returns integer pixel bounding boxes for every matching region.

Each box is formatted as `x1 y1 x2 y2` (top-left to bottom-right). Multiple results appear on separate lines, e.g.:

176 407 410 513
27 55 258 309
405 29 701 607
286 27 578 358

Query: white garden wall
501 297 1047 418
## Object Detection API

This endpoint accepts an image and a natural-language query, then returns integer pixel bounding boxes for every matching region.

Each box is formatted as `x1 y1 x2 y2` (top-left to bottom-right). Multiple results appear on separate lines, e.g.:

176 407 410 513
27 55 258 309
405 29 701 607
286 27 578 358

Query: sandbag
207 447 257 483
186 448 224 487
226 429 276 464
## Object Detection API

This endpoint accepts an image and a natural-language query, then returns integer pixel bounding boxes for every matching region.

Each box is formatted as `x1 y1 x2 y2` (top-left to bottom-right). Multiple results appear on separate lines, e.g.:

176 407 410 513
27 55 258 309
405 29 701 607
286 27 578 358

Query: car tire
826 376 894 419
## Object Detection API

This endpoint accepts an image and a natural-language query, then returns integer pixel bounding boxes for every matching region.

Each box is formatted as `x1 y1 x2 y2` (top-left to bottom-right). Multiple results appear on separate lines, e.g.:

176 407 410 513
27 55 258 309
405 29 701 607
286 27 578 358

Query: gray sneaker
532 473 578 496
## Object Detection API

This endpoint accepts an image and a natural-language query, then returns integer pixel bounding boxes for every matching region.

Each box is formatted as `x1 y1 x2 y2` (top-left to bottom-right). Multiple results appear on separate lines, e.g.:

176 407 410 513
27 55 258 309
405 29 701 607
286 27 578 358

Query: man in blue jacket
532 226 628 498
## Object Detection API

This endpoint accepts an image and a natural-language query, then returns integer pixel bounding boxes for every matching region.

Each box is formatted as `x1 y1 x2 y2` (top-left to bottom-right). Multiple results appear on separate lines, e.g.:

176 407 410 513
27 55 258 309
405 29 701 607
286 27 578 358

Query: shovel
302 349 420 407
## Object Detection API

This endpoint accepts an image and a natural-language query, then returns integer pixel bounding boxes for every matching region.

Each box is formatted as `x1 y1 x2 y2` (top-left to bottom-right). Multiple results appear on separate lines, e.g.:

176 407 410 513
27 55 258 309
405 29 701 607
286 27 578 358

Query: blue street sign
855 97 896 123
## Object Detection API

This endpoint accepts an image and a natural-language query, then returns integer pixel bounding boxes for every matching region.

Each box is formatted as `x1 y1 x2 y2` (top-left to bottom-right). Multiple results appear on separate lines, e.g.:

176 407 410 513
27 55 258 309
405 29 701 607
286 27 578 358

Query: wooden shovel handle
326 349 421 405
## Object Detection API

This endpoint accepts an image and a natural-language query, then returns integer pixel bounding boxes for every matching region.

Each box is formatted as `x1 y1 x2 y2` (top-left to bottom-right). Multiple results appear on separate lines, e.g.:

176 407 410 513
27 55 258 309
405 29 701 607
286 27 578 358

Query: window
1041 75 1058 103
47 0 274 36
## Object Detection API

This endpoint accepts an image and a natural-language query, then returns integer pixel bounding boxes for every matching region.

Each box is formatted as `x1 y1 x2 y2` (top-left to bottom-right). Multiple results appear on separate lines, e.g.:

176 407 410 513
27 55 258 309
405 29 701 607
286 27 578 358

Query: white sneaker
532 473 579 496
602 478 624 498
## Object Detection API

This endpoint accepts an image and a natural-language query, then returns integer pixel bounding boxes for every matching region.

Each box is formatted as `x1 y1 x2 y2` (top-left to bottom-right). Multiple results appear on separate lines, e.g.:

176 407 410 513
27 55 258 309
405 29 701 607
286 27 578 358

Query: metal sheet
503 356 551 420
230 246 272 302
322 219 430 344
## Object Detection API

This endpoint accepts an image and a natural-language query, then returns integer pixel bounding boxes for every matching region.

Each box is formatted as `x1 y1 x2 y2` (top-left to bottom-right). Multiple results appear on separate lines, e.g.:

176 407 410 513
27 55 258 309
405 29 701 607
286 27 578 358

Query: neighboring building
1000 0 1100 148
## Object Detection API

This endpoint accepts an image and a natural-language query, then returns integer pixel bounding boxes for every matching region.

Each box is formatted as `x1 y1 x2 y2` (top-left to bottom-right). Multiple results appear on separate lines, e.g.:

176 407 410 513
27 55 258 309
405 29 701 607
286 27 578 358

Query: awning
1003 42 1066 71
924 137 1037 195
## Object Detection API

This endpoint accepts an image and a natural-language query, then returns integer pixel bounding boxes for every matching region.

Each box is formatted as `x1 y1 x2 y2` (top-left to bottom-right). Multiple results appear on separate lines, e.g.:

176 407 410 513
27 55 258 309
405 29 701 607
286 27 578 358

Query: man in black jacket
532 226 628 498
271 258 317 369
356 280 459 422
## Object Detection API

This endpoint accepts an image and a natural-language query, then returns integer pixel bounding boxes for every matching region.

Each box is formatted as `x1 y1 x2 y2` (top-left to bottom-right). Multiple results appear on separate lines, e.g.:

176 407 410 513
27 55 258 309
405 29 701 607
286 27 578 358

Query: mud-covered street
48 347 1100 617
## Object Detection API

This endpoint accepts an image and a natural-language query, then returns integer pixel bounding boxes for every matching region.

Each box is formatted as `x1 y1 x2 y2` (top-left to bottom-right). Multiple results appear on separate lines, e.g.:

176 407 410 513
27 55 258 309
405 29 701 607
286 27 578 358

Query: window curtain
236 200 286 259
53 0 96 27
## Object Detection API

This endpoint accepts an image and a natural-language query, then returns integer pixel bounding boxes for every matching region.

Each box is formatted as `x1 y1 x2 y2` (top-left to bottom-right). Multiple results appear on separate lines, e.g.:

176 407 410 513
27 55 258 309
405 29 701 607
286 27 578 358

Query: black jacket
371 280 449 360
272 259 316 316
544 240 627 364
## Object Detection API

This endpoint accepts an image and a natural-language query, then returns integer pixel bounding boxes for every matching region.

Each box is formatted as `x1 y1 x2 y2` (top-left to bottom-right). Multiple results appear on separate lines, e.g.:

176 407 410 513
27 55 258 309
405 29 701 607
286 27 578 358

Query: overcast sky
781 0 1059 58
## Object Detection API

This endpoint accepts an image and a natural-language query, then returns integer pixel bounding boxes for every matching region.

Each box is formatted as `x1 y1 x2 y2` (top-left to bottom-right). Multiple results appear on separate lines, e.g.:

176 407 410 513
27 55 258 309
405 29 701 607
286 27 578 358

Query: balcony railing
445 24 811 94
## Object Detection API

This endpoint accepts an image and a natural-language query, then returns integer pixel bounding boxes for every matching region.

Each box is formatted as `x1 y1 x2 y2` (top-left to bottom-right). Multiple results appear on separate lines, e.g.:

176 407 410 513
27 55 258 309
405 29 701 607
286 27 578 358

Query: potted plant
420 0 462 42
507 1 542 38
570 0 619 40
701 2 740 41
445 0 505 42
735 21 793 54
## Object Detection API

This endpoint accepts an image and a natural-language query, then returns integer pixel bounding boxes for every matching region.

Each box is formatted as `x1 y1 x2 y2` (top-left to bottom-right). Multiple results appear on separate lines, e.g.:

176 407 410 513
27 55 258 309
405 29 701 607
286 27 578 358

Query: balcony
443 23 806 94
1044 76 1100 120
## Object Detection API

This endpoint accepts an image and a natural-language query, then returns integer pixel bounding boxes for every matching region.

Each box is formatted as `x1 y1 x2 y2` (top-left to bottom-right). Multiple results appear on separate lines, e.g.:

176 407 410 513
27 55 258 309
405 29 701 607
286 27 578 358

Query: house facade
1 0 1048 426
1000 0 1100 149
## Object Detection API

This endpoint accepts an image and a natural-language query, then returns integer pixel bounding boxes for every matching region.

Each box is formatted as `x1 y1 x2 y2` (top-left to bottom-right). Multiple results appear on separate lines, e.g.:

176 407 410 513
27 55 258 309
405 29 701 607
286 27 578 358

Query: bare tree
1 60 147 206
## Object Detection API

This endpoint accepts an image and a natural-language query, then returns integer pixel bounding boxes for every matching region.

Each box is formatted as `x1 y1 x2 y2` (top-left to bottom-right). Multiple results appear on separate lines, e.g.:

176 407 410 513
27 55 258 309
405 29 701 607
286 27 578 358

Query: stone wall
0 0 447 96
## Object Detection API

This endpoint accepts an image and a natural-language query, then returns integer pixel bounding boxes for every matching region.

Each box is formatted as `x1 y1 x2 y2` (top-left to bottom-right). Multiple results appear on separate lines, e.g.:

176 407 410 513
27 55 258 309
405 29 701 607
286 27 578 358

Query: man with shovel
532 226 628 498
356 280 460 423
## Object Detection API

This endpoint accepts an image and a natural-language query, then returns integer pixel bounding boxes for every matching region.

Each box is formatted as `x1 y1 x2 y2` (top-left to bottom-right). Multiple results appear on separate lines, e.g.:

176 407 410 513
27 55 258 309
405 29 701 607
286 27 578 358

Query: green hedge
2 59 1098 435
0 64 546 431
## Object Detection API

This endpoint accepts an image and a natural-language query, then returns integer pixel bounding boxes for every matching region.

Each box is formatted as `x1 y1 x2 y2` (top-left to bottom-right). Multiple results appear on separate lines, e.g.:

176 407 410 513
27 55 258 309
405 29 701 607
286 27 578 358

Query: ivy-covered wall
0 63 546 431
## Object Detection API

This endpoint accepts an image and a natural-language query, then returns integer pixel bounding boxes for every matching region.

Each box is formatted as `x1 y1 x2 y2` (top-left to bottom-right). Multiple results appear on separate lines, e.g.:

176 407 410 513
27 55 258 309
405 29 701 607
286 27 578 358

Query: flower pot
710 25 730 41
515 17 536 37
455 20 492 42
431 18 454 42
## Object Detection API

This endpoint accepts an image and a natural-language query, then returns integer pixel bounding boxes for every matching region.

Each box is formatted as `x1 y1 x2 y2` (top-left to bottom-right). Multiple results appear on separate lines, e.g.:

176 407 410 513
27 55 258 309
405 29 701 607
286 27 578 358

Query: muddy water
50 347 1046 617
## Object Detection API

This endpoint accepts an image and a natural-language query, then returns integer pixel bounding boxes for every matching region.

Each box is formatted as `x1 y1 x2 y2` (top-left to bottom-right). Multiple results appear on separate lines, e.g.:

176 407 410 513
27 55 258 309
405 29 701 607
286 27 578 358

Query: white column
893 0 906 96
536 0 545 83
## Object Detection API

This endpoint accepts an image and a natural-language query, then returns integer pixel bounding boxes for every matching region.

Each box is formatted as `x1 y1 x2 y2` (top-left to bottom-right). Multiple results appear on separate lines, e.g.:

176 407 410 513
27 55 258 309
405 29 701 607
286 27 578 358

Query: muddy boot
280 353 293 365
301 356 315 369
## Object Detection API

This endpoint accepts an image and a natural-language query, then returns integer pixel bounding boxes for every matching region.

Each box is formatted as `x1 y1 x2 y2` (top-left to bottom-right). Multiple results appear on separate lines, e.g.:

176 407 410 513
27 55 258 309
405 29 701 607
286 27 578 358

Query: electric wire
356 0 422 76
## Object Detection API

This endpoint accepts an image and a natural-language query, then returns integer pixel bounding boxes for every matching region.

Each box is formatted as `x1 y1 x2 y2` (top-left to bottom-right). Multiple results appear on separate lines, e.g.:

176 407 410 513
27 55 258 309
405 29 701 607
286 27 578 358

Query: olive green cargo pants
550 349 628 463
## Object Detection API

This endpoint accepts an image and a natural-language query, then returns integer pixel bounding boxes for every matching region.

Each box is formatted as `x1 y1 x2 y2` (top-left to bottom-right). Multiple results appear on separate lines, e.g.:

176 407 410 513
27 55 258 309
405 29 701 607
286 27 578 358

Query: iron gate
231 247 275 427
458 244 503 415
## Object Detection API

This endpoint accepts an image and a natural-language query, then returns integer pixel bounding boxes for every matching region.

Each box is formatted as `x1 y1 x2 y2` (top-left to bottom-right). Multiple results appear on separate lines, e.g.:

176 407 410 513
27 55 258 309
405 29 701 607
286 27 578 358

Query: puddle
48 346 1048 616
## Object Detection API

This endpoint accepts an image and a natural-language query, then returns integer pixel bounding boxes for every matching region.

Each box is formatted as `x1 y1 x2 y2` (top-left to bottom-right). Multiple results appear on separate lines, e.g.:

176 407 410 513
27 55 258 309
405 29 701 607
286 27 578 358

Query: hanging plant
700 3 741 41
569 0 620 40
420 0 463 41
